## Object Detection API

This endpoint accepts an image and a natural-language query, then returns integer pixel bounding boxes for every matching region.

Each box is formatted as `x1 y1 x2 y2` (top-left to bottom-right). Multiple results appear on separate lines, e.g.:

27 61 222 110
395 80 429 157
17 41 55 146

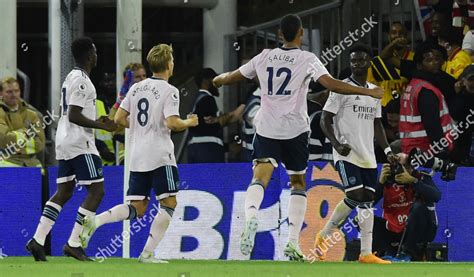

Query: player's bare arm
69 105 117 132
318 74 384 99
114 107 130 128
374 118 397 164
320 110 351 156
166 114 199 132
213 69 247 88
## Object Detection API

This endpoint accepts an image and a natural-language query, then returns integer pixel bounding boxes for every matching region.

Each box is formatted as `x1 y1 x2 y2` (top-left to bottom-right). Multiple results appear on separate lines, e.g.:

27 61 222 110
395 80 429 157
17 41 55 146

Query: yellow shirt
368 50 414 106
442 48 471 79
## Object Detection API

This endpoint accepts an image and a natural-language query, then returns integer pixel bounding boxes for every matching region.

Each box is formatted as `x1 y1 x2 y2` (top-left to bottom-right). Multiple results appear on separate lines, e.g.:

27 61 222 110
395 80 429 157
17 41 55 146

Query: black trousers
372 216 402 257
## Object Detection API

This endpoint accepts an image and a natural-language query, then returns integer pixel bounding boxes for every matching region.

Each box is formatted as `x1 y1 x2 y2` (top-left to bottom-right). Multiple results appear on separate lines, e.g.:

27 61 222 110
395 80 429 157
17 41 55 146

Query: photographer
373 153 441 261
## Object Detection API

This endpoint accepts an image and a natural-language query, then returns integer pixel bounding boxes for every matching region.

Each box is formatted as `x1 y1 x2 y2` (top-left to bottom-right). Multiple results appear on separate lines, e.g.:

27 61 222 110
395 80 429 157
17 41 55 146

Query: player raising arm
212 14 383 262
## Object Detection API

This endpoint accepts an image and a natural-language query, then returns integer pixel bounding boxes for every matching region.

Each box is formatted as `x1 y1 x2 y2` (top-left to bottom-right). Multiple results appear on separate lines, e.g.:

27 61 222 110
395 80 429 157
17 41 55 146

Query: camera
385 162 405 184
408 148 458 181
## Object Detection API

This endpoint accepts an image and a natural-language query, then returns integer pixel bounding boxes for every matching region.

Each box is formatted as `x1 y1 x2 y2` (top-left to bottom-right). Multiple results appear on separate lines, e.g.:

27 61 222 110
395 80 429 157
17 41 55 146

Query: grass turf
1 257 473 277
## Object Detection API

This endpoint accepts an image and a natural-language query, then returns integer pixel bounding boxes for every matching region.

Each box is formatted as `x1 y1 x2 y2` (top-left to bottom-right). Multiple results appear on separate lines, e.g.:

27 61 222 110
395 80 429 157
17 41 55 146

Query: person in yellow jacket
439 27 472 80
95 98 115 166
0 77 45 168
369 22 414 106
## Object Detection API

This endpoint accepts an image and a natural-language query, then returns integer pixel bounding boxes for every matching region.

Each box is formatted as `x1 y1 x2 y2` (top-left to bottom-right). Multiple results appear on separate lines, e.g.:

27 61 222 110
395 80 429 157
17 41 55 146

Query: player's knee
56 187 74 202
289 175 306 190
346 189 366 203
131 201 148 218
89 184 105 201
160 196 177 209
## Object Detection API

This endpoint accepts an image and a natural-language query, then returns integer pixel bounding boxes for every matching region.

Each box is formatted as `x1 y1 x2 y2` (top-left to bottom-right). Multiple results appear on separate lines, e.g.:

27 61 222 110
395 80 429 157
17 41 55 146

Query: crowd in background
1 0 474 169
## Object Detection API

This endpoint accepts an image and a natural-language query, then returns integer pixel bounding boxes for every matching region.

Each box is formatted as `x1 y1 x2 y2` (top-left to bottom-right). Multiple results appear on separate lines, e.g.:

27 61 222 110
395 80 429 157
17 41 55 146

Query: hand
395 167 418 184
335 143 351 156
213 73 228 88
392 37 408 48
98 116 118 132
369 87 384 99
454 80 464 94
187 113 199 127
387 152 399 165
379 163 391 184
204 116 218 124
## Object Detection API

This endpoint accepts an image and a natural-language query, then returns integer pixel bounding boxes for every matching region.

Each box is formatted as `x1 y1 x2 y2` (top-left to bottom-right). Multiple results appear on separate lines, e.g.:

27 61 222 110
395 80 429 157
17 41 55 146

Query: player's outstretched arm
166 114 199 132
213 69 247 88
320 110 351 156
69 105 117 132
114 107 130 128
318 74 384 99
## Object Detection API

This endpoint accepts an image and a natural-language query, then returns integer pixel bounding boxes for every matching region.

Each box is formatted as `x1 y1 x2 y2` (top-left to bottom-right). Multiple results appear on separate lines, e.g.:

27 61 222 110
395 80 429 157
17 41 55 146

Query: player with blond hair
80 44 198 263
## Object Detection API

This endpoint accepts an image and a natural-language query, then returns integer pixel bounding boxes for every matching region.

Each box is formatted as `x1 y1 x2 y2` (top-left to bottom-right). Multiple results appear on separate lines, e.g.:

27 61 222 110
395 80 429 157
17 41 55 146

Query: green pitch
1 257 473 277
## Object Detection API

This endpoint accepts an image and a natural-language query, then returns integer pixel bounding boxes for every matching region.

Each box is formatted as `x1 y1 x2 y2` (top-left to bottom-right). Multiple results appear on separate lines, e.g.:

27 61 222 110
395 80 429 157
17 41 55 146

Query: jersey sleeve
308 53 330 82
119 94 131 113
376 100 382 118
68 77 92 108
239 50 265 79
164 87 180 118
323 91 342 114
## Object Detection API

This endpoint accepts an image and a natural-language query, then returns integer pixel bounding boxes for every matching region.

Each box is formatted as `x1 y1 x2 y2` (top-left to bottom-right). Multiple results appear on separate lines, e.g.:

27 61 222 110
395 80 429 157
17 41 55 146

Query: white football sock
358 207 374 256
244 182 265 220
287 191 307 244
320 199 353 238
68 207 95 248
33 201 62 246
142 206 174 254
96 204 136 228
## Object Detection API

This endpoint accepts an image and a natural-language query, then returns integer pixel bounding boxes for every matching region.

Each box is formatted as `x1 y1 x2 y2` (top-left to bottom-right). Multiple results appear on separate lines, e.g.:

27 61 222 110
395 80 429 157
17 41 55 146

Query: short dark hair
71 37 94 63
280 14 302 42
438 27 463 46
349 44 373 58
413 41 448 64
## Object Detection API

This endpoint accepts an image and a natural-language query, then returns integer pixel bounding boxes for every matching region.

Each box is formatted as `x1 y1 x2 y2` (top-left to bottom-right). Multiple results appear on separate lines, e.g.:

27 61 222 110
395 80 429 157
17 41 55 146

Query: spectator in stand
370 22 414 107
426 12 451 45
0 77 45 168
107 63 147 165
438 27 472 79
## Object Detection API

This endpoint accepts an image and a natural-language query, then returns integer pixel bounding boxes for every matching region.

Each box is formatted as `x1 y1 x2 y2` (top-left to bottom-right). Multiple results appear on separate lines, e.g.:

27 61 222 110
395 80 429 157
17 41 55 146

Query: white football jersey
56 68 99 160
323 77 382 169
239 47 329 139
120 77 180 172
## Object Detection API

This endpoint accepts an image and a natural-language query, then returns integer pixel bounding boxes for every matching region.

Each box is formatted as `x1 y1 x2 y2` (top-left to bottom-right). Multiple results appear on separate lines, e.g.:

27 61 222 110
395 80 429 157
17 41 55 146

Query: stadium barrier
1 162 472 261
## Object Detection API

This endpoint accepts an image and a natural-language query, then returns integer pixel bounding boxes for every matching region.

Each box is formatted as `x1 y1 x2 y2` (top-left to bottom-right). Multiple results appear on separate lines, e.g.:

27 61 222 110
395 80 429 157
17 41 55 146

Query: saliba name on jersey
267 54 295 64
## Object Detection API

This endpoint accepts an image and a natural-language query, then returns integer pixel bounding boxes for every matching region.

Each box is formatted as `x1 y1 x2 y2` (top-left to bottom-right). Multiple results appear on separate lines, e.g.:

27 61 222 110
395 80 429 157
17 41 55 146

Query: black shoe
26 239 47 261
63 243 93 261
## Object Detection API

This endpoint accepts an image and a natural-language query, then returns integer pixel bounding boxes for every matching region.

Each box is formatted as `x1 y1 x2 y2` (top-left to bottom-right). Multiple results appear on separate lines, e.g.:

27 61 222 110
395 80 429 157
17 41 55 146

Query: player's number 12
266 67 292 95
